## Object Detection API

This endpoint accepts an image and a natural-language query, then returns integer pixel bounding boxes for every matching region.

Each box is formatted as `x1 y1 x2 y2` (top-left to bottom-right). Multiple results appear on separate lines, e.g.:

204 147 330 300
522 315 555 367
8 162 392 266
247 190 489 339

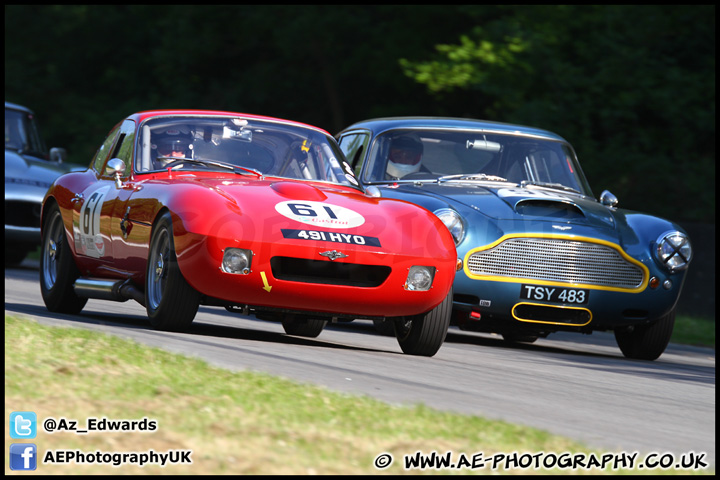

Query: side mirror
106 158 126 188
364 185 382 198
599 190 618 208
49 147 67 163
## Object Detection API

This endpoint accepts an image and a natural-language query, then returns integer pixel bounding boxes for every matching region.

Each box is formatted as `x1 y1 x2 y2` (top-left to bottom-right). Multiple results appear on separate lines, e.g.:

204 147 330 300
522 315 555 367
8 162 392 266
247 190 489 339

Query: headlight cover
405 266 436 291
434 208 465 245
222 248 253 274
655 231 692 272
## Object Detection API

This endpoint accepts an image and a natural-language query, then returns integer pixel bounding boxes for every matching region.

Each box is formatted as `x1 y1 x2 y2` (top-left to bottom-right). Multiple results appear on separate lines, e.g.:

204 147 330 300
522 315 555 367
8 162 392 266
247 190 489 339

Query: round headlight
655 231 692 272
434 208 465 245
405 266 436 291
222 248 252 274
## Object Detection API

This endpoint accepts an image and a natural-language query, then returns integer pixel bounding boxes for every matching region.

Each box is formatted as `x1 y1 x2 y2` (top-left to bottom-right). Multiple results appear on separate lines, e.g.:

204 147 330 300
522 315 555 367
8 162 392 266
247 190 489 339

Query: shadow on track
5 302 397 356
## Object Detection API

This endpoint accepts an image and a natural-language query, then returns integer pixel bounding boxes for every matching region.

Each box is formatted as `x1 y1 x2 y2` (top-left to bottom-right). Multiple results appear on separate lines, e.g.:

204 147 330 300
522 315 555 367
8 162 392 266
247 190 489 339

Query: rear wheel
282 315 327 338
614 308 675 360
394 288 453 357
39 203 87 314
146 212 200 331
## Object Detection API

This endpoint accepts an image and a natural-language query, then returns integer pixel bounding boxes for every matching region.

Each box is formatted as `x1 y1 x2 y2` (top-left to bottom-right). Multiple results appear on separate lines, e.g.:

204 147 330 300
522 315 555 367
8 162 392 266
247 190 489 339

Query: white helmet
386 134 423 178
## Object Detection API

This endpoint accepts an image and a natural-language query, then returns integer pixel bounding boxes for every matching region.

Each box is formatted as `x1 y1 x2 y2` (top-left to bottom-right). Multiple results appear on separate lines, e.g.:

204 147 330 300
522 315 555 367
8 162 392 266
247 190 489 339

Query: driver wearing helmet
386 134 424 179
152 128 193 169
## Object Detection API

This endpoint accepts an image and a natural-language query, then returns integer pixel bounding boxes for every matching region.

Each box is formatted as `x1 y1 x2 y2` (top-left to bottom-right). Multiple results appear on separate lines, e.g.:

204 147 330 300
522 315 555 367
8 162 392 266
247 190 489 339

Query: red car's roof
130 109 330 135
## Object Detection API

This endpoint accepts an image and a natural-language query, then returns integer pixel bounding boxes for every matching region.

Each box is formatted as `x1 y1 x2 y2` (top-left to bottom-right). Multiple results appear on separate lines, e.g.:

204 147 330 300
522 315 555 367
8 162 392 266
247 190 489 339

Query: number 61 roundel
274 201 365 229
73 185 110 258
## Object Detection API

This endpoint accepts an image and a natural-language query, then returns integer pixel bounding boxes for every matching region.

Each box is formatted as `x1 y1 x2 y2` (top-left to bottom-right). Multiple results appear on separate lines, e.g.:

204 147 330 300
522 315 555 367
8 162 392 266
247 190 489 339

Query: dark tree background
5 5 715 224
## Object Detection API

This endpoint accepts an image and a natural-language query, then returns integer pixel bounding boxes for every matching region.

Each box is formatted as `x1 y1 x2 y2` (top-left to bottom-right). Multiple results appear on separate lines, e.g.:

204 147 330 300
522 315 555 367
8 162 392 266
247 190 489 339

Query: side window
111 120 137 177
91 125 121 173
92 120 137 177
337 132 370 177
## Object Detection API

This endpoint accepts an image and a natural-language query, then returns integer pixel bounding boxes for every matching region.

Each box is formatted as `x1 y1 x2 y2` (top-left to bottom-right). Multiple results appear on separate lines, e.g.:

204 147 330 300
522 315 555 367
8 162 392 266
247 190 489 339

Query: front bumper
176 233 456 318
454 233 687 330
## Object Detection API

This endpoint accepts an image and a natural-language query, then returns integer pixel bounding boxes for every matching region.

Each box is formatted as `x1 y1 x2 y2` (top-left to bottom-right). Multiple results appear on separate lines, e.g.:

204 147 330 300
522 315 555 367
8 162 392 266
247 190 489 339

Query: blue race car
5 101 78 266
336 117 692 360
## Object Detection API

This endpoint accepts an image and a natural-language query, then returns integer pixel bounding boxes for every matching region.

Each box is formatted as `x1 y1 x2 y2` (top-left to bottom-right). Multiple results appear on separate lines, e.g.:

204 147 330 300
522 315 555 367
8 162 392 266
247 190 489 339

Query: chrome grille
467 237 645 289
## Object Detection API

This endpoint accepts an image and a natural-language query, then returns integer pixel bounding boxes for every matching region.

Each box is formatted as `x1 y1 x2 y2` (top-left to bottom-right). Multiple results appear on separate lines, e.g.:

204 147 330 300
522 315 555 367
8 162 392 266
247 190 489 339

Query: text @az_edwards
42 416 157 434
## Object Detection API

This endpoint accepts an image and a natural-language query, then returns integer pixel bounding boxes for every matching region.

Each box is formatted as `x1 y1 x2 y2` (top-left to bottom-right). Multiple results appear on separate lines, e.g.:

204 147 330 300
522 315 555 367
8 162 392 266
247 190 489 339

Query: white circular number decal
275 201 365 229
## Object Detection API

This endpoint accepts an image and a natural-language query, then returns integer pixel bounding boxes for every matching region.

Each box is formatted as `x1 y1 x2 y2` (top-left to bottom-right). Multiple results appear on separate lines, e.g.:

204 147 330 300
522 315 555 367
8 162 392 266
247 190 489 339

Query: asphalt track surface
5 261 715 470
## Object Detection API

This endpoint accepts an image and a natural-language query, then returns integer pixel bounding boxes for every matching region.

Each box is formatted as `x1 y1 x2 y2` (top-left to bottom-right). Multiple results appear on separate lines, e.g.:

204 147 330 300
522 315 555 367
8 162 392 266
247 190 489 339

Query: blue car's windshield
5 107 48 157
136 116 359 189
364 128 593 196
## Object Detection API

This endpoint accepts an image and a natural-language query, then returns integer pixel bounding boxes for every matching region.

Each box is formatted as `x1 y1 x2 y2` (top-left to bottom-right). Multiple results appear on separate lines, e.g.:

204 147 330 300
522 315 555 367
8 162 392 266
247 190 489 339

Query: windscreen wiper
159 157 263 178
438 173 509 183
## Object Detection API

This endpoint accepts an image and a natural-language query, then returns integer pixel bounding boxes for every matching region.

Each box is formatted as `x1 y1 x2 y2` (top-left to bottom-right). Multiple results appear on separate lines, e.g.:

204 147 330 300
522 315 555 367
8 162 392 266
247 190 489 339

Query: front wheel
39 203 87 314
614 308 675 360
394 288 453 357
282 315 327 338
146 212 200 331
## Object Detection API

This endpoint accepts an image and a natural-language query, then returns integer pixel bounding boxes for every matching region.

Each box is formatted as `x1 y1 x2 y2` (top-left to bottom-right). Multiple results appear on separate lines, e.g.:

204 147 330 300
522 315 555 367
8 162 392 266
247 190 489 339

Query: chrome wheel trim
42 213 63 289
147 228 170 310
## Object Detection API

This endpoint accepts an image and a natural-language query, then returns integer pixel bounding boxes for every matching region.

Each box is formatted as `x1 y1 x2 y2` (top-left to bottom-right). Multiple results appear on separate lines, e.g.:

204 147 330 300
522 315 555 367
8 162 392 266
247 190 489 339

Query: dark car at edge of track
5 101 80 266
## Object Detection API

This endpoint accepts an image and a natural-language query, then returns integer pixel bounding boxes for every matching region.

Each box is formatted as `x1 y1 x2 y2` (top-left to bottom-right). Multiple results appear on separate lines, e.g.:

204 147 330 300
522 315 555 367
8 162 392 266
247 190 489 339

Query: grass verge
673 315 715 348
5 314 712 475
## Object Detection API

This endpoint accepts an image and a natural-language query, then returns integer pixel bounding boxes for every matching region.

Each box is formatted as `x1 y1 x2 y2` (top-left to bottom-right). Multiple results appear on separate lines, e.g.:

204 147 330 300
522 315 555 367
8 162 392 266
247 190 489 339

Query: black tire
614 308 675 360
282 315 327 338
394 288 453 357
39 203 88 314
146 212 200 331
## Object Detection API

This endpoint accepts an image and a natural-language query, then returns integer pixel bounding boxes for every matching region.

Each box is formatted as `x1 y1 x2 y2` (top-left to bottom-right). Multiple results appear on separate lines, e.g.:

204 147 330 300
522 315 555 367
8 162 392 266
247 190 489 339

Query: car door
107 120 153 276
72 120 135 271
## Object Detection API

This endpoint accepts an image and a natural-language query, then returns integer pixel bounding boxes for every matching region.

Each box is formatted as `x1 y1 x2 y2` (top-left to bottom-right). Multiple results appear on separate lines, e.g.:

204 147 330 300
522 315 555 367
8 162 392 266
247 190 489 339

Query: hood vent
271 181 327 201
515 200 585 220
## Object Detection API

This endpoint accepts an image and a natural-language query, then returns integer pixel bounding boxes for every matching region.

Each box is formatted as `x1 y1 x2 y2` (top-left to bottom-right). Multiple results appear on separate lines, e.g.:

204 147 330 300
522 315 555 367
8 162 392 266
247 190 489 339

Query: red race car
40 110 457 356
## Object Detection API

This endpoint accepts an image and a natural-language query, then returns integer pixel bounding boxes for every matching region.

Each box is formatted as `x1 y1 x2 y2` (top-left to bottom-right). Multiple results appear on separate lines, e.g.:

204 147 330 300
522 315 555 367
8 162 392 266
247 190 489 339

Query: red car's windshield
136 116 359 188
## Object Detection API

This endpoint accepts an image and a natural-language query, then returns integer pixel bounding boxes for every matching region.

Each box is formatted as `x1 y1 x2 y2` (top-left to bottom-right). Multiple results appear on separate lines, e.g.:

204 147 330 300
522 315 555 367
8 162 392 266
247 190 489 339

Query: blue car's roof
340 117 568 143
5 101 34 114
